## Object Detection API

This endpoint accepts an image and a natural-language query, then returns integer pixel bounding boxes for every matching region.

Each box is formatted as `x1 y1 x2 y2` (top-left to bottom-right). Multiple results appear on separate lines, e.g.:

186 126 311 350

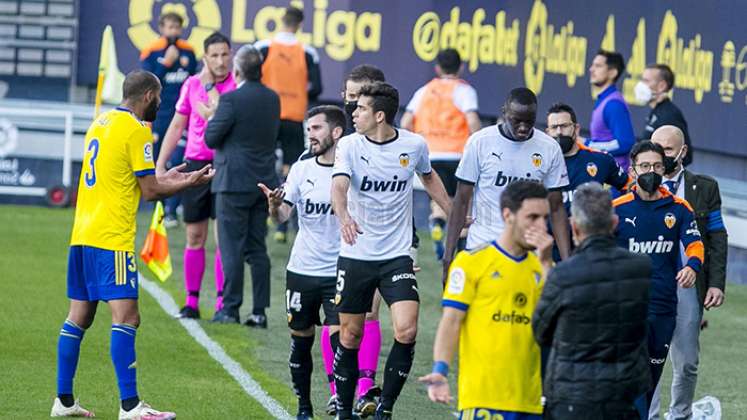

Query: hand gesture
258 183 286 209
418 373 452 404
525 226 554 263
340 215 362 245
160 162 214 187
163 45 179 66
676 266 696 288
703 287 725 310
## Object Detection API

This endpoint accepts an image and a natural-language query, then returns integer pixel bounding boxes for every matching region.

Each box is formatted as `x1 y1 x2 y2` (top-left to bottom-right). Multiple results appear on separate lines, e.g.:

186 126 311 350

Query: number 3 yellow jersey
443 242 546 414
70 107 155 252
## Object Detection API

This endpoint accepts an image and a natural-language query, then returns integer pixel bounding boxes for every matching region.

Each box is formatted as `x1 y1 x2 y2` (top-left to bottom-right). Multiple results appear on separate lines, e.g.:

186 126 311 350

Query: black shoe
177 305 200 319
296 408 314 419
373 404 391 420
354 387 381 418
210 310 239 324
243 314 267 329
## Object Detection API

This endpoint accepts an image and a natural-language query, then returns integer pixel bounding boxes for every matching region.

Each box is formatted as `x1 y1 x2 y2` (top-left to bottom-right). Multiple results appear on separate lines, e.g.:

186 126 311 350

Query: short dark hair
500 180 548 213
630 140 666 164
123 70 160 100
203 32 230 53
596 49 626 83
159 12 183 27
436 48 461 74
647 63 675 91
233 45 262 81
282 6 304 28
507 87 537 107
358 82 399 125
546 102 577 124
307 105 346 133
346 64 386 84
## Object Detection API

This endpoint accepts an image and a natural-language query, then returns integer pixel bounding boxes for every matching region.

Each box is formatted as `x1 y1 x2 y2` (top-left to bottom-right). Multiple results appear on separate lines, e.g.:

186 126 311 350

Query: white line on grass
139 275 292 420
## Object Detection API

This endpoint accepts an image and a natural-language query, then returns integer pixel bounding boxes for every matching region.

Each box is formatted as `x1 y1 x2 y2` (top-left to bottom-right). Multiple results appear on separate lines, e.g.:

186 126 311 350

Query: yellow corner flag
140 201 172 282
94 25 125 117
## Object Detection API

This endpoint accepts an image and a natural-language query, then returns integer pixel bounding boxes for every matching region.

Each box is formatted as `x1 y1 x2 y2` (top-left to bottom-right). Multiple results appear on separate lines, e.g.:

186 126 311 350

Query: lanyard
666 170 685 195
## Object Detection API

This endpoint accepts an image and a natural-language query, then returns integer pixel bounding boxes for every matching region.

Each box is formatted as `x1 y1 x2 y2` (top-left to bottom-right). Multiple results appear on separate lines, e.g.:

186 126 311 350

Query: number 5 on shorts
286 290 302 312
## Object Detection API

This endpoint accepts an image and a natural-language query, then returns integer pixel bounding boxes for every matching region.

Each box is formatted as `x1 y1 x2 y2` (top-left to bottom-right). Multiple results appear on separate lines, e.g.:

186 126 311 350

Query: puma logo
305 179 315 187
491 152 503 160
625 217 637 227
360 156 370 165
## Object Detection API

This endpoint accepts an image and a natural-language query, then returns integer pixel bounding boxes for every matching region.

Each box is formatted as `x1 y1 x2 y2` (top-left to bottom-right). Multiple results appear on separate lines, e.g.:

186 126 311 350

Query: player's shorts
432 159 460 196
67 245 139 301
278 120 305 166
181 159 215 223
335 256 419 314
286 270 339 330
459 408 541 420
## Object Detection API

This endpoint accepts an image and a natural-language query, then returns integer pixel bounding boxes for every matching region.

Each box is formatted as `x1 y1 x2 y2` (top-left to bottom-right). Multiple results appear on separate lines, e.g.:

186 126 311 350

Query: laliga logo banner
127 0 222 58
0 118 18 158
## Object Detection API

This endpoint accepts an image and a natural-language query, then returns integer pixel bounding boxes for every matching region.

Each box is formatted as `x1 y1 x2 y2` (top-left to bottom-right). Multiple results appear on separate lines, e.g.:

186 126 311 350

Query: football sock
183 247 205 309
111 324 138 402
320 326 337 395
380 340 415 410
333 343 359 417
289 335 315 411
57 319 85 401
357 320 381 397
214 249 224 311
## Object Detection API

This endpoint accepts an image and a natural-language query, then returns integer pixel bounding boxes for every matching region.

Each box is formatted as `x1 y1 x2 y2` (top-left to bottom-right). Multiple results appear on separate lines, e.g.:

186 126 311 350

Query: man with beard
205 45 280 327
546 102 629 259
257 105 345 420
587 50 636 170
156 32 235 321
51 70 215 419
443 87 571 281
612 140 704 416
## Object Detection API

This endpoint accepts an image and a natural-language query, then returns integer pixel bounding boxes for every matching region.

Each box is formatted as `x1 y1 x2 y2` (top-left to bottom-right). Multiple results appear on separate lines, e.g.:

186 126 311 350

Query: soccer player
51 70 214 419
331 82 451 420
612 140 704 414
400 48 481 260
443 87 570 280
156 32 235 320
420 180 554 420
258 105 345 419
546 102 629 259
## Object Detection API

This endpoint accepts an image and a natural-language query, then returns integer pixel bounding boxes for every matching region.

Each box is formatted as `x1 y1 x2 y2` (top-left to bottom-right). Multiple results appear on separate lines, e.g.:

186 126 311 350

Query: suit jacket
683 170 728 305
205 81 281 193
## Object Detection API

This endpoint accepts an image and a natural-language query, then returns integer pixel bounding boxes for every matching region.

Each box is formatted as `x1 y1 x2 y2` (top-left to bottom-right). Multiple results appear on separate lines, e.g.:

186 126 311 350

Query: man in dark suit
205 45 280 327
648 125 728 420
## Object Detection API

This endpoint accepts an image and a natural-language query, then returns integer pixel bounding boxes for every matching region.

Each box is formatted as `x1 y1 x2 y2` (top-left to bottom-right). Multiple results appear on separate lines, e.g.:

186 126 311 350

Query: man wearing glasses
612 140 704 417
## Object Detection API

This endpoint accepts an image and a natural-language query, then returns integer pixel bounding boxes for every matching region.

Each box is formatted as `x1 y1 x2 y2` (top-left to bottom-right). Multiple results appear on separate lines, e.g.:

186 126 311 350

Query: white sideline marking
139 275 292 420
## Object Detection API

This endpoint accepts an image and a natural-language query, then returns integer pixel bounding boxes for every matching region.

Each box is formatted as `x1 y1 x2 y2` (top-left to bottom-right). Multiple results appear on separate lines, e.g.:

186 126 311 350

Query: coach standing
205 45 280 327
533 183 651 419
648 126 727 420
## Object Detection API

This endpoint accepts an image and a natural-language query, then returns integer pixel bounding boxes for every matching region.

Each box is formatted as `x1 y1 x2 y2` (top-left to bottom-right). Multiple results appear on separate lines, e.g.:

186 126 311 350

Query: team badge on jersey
399 153 410 168
143 143 153 162
447 267 466 294
514 292 527 308
586 162 598 177
664 212 677 229
531 153 542 168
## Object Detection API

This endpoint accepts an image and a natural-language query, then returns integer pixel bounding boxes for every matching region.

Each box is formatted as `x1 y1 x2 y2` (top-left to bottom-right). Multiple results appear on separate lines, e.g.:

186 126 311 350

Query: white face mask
634 80 653 104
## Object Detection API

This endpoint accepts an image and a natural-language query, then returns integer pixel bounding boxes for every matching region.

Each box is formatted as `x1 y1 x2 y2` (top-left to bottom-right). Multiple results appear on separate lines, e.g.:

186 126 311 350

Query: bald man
648 125 728 420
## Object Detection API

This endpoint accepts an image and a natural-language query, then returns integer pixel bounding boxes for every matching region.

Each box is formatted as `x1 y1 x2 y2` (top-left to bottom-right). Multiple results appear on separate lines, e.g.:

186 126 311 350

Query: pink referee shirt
175 73 236 161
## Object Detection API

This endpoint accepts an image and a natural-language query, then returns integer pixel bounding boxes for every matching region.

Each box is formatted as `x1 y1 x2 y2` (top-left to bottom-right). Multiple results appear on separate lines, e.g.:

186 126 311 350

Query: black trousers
545 400 639 420
216 190 271 318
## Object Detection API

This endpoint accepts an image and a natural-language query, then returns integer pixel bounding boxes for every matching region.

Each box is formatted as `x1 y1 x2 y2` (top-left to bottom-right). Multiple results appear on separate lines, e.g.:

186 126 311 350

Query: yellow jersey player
420 180 554 420
51 70 214 420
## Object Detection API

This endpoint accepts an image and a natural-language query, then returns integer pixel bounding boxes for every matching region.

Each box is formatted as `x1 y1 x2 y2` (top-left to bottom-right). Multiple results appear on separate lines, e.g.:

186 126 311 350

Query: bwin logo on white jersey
628 236 674 254
360 175 407 192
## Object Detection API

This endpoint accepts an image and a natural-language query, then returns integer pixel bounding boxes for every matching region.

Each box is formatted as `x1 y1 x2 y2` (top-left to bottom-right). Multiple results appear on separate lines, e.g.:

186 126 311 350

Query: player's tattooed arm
331 175 361 245
258 183 292 224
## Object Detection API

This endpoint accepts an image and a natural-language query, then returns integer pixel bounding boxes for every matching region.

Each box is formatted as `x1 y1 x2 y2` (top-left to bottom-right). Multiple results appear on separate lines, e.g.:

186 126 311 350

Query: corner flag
140 201 172 282
93 25 125 117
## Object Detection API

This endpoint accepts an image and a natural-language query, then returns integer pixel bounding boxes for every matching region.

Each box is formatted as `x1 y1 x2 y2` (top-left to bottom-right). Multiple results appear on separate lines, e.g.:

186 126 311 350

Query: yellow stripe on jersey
116 251 123 285
443 241 545 414
70 108 155 252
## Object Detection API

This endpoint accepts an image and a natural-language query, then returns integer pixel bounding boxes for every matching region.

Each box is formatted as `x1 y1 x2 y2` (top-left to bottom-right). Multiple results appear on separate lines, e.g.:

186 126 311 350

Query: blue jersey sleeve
601 100 636 157
678 203 704 272
603 153 631 190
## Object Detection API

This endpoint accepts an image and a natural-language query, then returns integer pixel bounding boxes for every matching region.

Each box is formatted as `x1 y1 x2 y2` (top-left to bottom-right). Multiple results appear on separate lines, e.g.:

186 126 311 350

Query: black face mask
144 98 159 122
637 172 662 194
663 147 684 175
555 135 575 154
344 100 357 119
